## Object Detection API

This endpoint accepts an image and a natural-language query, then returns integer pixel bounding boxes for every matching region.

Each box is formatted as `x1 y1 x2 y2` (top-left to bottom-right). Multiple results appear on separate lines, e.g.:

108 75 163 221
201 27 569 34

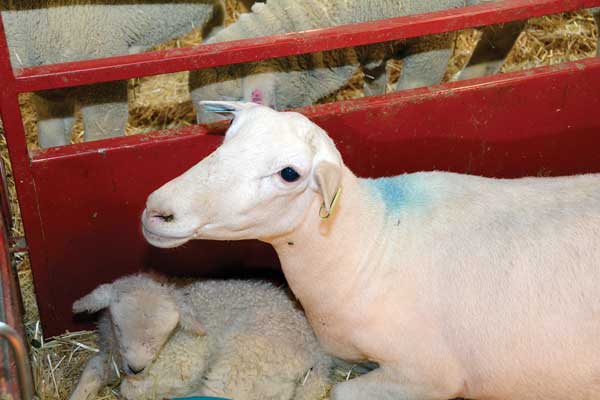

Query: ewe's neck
269 165 386 314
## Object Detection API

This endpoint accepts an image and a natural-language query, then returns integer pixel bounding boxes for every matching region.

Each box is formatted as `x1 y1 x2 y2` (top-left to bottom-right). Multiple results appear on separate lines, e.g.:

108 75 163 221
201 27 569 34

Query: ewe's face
142 104 341 247
110 289 179 374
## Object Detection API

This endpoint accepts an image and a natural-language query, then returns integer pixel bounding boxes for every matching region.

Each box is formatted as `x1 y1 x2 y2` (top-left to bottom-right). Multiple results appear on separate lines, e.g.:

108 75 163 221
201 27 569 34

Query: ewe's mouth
141 225 192 249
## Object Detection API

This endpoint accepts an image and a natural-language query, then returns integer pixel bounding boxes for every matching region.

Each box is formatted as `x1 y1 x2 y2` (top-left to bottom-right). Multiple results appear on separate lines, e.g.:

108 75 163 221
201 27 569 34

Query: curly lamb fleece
69 274 332 400
2 1 224 148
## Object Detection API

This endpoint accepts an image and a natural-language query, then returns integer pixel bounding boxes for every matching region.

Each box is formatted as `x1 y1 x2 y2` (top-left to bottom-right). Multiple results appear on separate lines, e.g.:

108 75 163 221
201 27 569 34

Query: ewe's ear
177 303 206 336
72 284 113 313
199 100 260 117
314 161 341 215
311 132 342 216
201 100 264 141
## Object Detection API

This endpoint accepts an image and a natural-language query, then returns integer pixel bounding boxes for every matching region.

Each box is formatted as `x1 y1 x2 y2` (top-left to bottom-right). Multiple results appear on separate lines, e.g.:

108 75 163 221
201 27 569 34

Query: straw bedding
0 2 596 399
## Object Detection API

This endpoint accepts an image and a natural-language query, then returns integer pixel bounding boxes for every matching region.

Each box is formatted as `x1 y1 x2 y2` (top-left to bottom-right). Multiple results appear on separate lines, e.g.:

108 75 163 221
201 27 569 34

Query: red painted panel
0 12 48 315
13 0 600 92
29 58 600 336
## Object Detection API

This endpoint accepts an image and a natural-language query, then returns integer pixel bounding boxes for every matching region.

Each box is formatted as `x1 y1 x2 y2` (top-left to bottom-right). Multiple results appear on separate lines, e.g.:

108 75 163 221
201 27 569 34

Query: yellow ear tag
319 187 342 220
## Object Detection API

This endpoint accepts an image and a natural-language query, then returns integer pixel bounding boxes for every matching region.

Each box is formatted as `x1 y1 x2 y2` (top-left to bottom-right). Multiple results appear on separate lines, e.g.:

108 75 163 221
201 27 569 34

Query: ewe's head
73 275 204 375
142 102 342 247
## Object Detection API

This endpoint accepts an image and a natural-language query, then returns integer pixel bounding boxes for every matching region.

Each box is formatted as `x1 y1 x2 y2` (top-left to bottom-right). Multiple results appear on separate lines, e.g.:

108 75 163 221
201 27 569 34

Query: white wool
70 273 332 400
144 101 600 400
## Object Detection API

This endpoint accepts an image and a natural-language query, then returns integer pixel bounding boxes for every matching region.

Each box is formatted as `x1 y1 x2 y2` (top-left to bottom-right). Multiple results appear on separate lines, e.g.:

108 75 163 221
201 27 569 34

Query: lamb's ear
177 304 207 336
199 100 260 117
72 284 113 313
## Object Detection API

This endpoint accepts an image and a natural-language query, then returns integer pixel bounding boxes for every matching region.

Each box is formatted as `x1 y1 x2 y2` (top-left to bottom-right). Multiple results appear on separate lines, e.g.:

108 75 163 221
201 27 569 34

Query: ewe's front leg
32 90 76 148
330 366 453 400
395 33 454 91
69 353 114 400
79 81 128 142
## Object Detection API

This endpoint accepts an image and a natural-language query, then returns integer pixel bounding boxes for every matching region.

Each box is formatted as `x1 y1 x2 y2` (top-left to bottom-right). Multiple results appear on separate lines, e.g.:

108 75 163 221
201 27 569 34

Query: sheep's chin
142 226 192 249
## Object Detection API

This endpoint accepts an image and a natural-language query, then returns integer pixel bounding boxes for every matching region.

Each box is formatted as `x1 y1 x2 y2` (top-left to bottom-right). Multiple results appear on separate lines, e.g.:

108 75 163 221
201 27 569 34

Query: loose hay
503 12 597 72
0 4 597 400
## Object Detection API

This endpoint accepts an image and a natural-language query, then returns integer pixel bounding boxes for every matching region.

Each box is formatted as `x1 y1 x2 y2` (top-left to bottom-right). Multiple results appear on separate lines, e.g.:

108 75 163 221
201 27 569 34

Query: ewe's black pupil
281 167 300 182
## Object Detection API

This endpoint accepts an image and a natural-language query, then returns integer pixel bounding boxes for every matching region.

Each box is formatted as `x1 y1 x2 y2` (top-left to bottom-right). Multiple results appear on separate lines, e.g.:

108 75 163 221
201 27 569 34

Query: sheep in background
190 0 469 123
143 101 600 400
2 1 225 148
69 274 332 400
191 1 600 123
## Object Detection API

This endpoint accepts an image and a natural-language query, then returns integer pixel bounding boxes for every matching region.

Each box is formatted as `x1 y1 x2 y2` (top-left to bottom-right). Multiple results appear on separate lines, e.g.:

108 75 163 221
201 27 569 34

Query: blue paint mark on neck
363 174 426 213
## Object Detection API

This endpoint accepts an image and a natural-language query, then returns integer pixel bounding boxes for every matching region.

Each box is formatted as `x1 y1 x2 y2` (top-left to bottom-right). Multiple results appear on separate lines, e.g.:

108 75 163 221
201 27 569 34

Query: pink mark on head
251 89 263 104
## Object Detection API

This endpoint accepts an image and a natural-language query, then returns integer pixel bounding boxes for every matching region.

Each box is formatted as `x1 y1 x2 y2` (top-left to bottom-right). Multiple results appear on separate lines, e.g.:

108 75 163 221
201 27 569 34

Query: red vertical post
0 15 49 320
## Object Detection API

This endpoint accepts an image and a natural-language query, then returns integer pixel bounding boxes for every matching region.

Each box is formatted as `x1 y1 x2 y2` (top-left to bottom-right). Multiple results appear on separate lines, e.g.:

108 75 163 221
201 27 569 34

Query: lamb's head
142 101 342 247
72 274 205 375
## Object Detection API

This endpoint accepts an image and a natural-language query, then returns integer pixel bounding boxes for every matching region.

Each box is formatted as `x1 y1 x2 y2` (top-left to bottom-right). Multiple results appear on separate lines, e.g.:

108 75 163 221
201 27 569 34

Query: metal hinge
0 322 34 399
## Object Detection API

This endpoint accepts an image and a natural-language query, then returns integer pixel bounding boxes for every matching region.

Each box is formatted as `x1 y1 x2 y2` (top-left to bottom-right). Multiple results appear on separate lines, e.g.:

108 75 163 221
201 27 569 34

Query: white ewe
142 101 600 400
70 273 332 400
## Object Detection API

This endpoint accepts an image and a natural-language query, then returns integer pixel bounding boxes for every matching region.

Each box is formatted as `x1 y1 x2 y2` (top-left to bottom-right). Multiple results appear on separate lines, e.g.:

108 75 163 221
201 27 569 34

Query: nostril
148 210 175 223
127 364 145 375
157 214 175 223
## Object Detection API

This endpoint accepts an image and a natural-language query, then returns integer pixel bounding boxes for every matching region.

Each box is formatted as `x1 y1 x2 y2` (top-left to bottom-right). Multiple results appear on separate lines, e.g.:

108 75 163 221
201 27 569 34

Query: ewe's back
381 171 600 272
376 172 600 399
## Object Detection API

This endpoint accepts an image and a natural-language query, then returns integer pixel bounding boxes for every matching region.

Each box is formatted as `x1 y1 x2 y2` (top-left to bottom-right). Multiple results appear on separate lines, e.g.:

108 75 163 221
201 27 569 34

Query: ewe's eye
279 167 300 183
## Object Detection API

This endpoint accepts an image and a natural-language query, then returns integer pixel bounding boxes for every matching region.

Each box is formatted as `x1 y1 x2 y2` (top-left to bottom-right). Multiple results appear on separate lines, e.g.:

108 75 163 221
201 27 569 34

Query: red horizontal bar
30 123 220 162
30 56 600 164
14 0 600 93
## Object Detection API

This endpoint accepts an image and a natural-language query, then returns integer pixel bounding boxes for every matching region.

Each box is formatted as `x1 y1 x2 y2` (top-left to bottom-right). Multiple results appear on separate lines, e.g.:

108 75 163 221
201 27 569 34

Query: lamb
2 1 225 148
142 101 600 400
69 273 332 400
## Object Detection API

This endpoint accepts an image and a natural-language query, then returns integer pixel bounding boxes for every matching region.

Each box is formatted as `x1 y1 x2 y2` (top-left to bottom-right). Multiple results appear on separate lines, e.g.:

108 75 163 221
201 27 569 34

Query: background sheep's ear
72 284 113 313
199 100 260 117
314 160 342 214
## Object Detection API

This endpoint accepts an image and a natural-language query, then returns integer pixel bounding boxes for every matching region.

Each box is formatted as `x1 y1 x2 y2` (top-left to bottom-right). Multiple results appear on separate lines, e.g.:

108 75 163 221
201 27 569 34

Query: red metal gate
0 0 599 336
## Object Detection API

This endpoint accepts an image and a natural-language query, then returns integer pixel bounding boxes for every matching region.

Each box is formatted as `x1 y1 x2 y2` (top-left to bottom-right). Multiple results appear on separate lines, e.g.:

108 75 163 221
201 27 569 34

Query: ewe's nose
145 191 177 224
